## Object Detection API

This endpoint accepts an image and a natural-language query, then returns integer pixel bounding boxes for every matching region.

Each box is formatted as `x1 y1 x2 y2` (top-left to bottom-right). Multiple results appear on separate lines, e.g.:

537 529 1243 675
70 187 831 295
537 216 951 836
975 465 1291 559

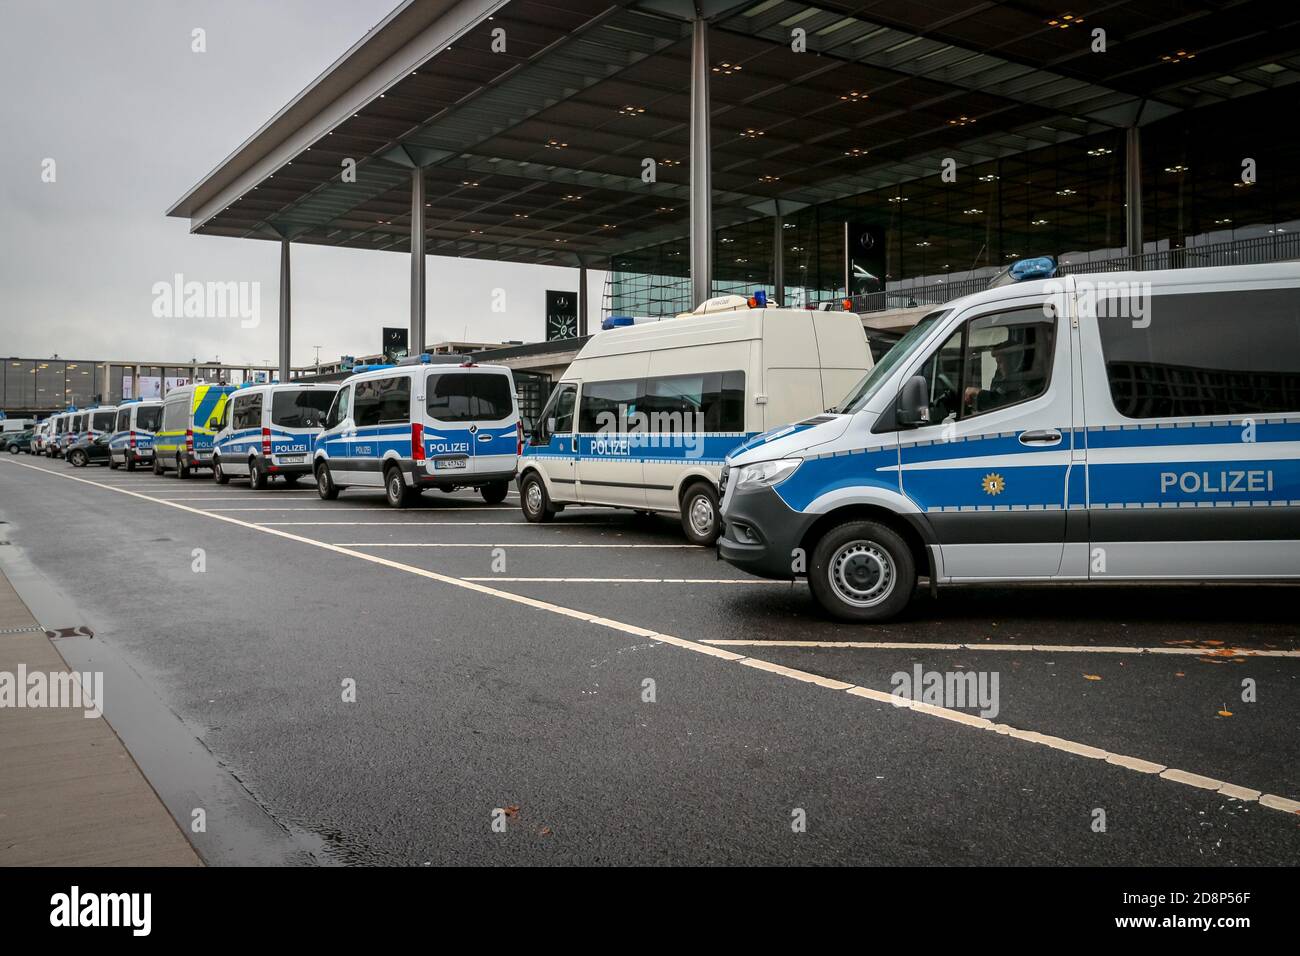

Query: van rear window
272 389 335 428
93 412 115 431
426 373 513 422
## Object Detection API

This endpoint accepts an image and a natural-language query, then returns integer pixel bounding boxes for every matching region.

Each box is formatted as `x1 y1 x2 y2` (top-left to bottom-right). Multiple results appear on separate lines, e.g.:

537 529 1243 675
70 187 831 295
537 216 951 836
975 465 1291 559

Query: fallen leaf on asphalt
1218 704 1234 717
1175 672 1185 678
503 805 520 818
539 826 552 836
1083 674 1102 681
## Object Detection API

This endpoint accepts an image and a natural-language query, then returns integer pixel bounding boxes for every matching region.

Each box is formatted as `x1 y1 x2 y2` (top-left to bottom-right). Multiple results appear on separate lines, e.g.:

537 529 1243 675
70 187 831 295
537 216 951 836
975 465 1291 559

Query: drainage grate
0 625 43 636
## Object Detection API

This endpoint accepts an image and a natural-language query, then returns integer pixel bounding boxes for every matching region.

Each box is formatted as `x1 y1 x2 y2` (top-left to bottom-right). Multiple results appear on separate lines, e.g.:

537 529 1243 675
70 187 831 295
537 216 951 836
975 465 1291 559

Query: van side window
534 383 576 443
273 389 334 428
115 409 130 431
426 373 513 422
137 407 162 431
1097 287 1300 417
354 377 410 427
325 386 351 428
162 400 186 432
642 371 745 432
578 379 641 432
232 394 262 430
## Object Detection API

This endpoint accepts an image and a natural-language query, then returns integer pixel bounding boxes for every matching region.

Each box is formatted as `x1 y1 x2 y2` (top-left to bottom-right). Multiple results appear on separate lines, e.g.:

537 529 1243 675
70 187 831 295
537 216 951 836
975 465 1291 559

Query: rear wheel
315 463 340 500
384 465 411 508
69 449 88 468
108 456 119 469
480 480 509 505
807 519 916 623
8 444 19 454
519 472 555 523
213 457 230 484
153 454 163 476
249 458 267 490
175 453 190 479
679 481 721 546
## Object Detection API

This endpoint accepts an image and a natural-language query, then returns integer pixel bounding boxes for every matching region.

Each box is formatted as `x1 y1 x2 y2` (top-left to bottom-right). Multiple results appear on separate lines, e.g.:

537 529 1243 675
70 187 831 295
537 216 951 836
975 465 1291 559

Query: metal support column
278 238 291 382
1125 126 1143 266
772 201 784 305
577 256 588 337
410 167 427 355
689 16 712 308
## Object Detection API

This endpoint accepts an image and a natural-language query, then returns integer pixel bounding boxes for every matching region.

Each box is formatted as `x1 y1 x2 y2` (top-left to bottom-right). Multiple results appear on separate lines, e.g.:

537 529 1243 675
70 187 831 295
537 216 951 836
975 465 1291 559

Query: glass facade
607 86 1300 317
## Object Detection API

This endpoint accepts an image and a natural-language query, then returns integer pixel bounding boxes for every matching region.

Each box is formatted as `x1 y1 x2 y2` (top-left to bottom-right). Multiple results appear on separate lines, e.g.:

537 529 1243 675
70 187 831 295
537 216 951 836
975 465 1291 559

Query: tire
315 462 340 500
7 444 18 454
108 456 120 469
249 458 267 490
679 480 721 546
69 450 87 468
807 519 916 623
480 480 509 505
213 457 230 484
176 453 190 479
153 454 164 476
383 465 410 508
519 472 555 523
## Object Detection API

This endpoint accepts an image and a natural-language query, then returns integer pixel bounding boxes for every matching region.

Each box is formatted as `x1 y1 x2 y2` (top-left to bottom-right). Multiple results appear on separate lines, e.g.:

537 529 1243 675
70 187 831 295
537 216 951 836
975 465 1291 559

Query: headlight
733 457 802 491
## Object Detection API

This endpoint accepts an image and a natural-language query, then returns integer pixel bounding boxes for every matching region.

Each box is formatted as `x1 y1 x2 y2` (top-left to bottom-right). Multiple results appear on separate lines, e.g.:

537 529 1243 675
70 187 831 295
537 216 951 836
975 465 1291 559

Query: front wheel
69 450 88 468
807 520 916 623
519 472 555 523
315 463 340 500
679 481 721 546
480 480 509 505
213 458 230 484
7 445 19 455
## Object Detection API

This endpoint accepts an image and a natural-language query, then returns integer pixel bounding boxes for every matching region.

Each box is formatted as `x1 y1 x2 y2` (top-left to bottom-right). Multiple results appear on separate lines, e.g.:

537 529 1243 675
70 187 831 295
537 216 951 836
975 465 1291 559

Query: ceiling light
562 194 582 201
1087 147 1112 157
948 115 976 127
1046 13 1084 28
1164 164 1189 173
712 61 742 76
758 175 780 183
839 91 868 102
962 208 984 215
843 148 868 157
1031 218 1049 225
544 138 569 149
979 173 999 182
1056 188 1077 196
888 195 908 203
740 128 765 139
1160 50 1196 63
618 105 646 116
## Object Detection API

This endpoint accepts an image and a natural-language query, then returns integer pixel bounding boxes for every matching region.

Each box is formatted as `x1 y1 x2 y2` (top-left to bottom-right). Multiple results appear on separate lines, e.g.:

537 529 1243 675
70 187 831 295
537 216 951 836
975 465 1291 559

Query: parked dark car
66 434 112 468
4 430 33 454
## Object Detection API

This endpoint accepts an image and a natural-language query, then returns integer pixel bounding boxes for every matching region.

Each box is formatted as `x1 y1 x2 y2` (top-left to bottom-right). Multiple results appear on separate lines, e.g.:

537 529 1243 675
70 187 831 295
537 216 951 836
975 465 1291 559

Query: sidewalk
0 569 200 866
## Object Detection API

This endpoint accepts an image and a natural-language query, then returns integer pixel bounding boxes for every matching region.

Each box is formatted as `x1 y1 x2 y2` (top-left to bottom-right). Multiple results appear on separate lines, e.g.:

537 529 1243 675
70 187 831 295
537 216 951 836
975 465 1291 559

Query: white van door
897 298 1073 580
575 377 646 509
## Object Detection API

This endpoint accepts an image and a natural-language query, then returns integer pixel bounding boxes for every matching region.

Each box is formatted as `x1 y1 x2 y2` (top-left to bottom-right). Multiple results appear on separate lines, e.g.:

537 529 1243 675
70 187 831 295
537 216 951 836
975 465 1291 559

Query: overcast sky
0 0 601 367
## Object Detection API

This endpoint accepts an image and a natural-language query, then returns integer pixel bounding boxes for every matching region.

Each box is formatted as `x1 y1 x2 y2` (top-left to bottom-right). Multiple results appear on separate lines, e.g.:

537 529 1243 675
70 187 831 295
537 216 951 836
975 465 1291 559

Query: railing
848 234 1300 315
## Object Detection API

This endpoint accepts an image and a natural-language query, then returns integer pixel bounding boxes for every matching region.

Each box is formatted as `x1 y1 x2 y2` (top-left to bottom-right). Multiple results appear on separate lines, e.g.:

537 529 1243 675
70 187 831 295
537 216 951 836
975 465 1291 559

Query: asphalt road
1 453 1297 865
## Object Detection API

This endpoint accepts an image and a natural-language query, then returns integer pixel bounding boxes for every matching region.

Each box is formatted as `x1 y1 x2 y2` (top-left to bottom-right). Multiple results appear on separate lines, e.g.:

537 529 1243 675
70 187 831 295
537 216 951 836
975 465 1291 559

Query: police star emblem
982 473 1006 496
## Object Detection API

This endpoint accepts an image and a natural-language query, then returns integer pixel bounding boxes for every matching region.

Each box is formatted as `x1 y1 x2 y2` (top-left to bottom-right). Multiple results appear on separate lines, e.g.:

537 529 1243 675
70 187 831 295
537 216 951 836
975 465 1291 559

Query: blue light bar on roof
1009 256 1057 282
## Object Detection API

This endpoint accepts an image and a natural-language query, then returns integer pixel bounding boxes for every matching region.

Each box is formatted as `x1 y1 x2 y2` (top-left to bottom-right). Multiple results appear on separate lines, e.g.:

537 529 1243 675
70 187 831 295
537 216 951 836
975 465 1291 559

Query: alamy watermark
1044 278 1152 328
891 664 1000 719
592 404 706 458
151 273 261 328
0 665 103 718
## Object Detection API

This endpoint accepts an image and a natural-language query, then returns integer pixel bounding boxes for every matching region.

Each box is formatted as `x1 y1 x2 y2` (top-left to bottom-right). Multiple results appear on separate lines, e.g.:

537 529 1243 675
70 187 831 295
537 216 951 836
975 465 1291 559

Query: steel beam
278 238 291 381
1125 125 1144 265
411 166 427 355
689 16 712 308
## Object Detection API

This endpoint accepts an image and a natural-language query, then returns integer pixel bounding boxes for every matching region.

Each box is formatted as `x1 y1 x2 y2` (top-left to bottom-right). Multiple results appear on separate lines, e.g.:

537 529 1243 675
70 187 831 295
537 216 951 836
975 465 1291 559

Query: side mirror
896 375 931 428
208 418 221 430
546 417 557 434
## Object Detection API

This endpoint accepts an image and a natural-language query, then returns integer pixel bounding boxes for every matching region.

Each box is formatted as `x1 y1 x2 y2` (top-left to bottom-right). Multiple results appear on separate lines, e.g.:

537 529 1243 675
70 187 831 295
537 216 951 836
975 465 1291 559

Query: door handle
477 433 493 442
1019 429 1062 446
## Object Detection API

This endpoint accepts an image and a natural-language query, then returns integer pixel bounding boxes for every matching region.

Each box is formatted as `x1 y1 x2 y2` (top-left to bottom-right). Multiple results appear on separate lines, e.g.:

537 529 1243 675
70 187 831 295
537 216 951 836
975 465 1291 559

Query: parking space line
701 639 1300 657
463 577 789 584
5 455 1297 819
206 506 522 512
336 542 696 548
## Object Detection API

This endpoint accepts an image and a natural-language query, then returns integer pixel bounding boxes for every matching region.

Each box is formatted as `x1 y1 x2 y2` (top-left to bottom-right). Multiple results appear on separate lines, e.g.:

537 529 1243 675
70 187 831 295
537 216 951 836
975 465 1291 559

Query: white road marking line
4 454 1297 818
700 639 1300 658
206 506 522 512
336 542 697 548
463 577 788 584
258 521 612 527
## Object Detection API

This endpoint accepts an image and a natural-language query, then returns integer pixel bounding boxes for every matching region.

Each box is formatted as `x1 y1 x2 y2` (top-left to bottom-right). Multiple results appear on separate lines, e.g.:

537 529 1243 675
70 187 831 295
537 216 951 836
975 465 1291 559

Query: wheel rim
688 494 715 537
828 539 896 608
389 474 402 500
525 481 542 514
317 469 329 493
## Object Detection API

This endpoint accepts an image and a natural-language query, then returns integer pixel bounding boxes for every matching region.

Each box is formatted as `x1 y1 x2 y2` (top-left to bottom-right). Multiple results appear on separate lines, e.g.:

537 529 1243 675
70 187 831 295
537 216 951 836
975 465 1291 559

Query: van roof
945 260 1300 315
342 361 512 383
574 307 863 361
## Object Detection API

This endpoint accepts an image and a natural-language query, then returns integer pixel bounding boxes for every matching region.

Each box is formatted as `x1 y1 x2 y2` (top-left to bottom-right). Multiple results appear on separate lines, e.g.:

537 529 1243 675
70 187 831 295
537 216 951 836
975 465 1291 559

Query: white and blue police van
107 398 163 471
718 260 1300 621
212 382 339 488
45 413 68 457
313 355 520 507
518 293 875 544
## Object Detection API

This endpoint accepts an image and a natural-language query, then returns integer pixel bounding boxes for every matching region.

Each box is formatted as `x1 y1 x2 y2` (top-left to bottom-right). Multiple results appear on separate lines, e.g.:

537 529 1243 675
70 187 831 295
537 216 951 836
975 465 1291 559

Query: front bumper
717 483 817 581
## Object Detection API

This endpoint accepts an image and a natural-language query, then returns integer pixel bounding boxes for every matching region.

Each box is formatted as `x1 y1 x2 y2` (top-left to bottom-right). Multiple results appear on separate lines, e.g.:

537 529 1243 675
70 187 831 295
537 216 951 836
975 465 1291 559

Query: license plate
279 454 306 464
434 458 467 470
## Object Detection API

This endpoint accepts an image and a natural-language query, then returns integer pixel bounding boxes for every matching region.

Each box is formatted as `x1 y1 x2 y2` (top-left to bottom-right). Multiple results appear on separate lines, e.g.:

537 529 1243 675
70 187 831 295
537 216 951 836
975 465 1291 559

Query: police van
518 294 875 544
313 355 520 506
153 382 235 477
64 411 90 452
212 382 339 488
718 260 1300 621
107 398 163 470
81 405 118 445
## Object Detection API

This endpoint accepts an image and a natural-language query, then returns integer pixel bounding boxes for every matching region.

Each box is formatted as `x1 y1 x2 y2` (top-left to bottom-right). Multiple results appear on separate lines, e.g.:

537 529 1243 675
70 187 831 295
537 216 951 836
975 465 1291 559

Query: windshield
839 310 948 414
